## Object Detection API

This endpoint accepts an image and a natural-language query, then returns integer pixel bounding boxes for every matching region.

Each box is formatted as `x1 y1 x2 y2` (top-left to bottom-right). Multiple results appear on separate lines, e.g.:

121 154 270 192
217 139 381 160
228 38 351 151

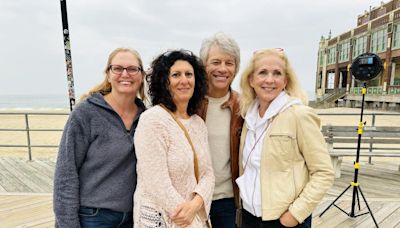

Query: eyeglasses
109 65 142 76
253 48 285 56
161 49 194 57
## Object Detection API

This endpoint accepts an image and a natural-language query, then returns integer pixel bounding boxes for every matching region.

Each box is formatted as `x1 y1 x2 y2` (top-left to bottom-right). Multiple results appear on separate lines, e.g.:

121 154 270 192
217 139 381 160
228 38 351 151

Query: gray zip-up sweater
53 92 145 227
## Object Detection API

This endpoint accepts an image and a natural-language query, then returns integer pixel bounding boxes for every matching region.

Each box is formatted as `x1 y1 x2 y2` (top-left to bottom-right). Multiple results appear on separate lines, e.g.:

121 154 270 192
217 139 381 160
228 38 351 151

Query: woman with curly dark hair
134 50 215 227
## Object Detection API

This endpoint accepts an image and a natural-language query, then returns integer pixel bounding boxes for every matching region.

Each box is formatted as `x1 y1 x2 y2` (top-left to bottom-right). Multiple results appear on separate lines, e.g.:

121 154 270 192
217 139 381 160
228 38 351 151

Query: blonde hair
80 47 145 100
239 48 308 117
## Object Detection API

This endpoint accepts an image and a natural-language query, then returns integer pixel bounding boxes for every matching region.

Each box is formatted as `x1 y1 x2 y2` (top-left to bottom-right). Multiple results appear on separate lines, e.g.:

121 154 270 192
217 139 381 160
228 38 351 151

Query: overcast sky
0 0 383 99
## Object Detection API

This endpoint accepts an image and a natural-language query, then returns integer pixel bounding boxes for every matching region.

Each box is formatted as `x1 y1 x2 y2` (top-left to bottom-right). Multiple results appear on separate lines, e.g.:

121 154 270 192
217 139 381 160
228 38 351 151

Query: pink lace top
134 105 215 227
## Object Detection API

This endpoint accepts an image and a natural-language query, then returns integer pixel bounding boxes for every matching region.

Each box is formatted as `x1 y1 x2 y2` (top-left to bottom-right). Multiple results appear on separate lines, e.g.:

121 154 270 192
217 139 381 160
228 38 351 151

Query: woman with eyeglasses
133 50 215 227
236 48 334 227
53 47 146 227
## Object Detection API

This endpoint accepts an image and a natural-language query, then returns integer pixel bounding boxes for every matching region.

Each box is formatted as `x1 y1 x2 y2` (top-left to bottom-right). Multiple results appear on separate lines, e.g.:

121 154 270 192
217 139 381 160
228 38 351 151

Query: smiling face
205 45 236 97
250 54 287 110
168 60 195 107
107 51 143 96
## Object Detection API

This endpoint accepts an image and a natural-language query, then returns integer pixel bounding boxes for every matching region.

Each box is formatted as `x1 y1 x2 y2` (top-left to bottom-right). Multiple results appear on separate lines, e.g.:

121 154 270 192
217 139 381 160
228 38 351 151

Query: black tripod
319 82 379 228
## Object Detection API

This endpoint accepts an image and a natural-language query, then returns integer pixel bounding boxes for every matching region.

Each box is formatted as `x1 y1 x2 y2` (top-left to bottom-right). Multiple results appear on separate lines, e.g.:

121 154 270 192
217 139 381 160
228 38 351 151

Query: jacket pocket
268 133 295 162
139 204 167 228
268 170 296 206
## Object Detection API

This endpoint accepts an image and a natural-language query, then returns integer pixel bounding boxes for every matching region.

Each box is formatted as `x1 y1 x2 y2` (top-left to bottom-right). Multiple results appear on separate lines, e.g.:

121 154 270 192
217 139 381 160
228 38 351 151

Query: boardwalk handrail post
24 114 32 161
368 114 376 164
60 0 76 111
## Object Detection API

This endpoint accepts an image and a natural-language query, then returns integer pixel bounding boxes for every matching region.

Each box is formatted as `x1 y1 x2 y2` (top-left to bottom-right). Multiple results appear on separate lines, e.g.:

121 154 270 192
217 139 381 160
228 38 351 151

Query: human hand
170 195 203 227
279 210 299 227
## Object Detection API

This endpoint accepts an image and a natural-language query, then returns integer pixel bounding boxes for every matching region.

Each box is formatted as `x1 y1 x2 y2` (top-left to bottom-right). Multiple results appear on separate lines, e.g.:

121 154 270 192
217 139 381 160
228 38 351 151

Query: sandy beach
0 107 399 160
0 109 69 158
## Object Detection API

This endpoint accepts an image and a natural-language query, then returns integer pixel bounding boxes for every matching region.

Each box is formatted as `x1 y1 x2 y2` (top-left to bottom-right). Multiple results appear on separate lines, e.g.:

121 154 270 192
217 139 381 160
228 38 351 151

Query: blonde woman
54 48 146 227
236 48 334 227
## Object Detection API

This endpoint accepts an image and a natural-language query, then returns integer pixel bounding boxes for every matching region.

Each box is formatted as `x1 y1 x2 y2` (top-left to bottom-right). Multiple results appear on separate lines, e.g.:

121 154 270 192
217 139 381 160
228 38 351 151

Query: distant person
198 32 243 228
53 47 146 227
133 50 215 227
237 48 334 227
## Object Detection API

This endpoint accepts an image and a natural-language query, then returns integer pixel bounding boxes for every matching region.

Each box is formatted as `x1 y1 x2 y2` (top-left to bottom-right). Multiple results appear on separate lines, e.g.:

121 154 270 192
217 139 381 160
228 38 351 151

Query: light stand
319 82 378 227
319 53 383 228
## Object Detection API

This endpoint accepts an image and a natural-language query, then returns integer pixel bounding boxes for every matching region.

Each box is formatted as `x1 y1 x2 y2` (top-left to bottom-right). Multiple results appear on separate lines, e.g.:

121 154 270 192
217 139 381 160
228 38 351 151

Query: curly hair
147 50 207 116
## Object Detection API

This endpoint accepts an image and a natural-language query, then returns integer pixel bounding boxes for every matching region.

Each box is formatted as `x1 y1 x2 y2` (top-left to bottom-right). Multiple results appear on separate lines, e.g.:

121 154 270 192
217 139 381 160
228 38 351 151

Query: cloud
0 0 383 99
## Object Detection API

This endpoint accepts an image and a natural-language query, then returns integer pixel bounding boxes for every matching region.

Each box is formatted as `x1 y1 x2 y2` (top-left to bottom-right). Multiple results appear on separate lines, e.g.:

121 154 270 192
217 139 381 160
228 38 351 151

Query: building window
338 40 350 62
327 72 335 89
371 28 387 53
394 64 400 85
393 23 400 49
319 50 324 65
327 46 336 65
353 36 367 58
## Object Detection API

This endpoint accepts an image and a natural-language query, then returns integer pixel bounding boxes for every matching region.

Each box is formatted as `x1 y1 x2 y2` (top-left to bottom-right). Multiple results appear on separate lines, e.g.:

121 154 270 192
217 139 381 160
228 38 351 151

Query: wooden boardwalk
0 158 55 193
0 193 53 228
0 157 399 227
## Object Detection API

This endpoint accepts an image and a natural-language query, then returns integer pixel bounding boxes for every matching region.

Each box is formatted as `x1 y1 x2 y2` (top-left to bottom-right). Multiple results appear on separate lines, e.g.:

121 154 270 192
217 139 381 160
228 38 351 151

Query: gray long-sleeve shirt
53 92 145 227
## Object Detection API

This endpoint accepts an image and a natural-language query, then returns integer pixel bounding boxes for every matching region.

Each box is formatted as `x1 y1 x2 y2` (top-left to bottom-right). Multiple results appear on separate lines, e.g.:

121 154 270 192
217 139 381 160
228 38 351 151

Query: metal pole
24 114 32 161
368 114 376 164
60 0 76 111
350 82 366 217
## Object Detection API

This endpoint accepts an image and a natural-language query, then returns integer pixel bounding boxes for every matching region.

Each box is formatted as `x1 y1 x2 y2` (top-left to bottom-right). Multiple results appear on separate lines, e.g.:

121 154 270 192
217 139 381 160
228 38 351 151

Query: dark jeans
241 209 312 228
79 206 133 228
210 198 236 228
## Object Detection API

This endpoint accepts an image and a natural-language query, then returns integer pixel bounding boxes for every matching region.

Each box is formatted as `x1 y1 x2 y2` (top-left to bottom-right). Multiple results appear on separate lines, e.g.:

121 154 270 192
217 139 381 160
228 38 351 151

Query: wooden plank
0 179 7 192
0 195 54 228
25 159 55 180
357 202 400 227
0 194 52 213
0 159 33 192
334 200 385 227
6 158 54 192
0 158 54 193
17 217 54 228
379 205 400 228
330 152 400 157
326 132 400 137
321 126 400 132
328 138 400 144
31 159 56 180
314 201 353 227
326 161 400 198
313 199 400 227
0 157 397 227
312 200 348 227
0 158 50 193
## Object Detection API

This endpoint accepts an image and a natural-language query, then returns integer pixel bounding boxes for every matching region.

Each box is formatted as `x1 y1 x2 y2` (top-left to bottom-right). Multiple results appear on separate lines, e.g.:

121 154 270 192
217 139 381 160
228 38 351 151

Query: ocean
0 94 71 110
0 92 316 110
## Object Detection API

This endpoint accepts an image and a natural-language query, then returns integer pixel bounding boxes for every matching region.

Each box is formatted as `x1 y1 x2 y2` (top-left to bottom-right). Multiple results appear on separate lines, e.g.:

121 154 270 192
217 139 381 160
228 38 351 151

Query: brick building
316 0 400 110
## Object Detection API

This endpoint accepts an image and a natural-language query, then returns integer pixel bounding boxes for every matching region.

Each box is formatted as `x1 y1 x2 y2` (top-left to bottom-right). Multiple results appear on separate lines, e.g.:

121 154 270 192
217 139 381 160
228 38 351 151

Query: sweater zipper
251 170 258 215
112 110 132 136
